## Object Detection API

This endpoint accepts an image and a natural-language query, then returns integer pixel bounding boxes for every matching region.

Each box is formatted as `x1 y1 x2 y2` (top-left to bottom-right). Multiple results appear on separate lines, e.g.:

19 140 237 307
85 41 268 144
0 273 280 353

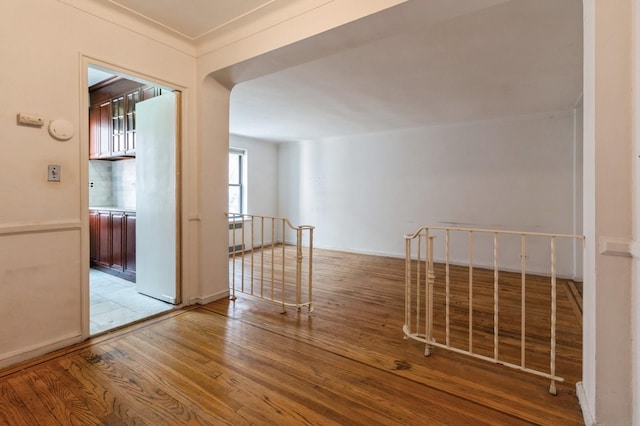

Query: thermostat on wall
48 119 74 141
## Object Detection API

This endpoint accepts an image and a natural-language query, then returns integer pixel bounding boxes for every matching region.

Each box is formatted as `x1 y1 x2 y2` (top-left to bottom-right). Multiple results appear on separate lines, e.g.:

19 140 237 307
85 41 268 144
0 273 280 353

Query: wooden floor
0 248 583 425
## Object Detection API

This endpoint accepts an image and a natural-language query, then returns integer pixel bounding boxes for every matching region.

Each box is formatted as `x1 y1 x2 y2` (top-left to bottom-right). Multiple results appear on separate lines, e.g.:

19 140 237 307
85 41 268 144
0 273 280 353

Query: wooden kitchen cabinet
141 85 162 100
111 95 126 156
89 209 136 282
124 89 140 154
88 78 160 160
96 210 112 268
110 210 125 271
89 101 112 159
89 210 99 263
124 213 136 275
89 106 99 159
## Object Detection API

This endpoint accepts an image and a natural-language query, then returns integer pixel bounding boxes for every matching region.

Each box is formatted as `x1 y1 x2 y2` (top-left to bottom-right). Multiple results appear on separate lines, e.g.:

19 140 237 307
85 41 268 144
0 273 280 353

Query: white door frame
80 56 184 338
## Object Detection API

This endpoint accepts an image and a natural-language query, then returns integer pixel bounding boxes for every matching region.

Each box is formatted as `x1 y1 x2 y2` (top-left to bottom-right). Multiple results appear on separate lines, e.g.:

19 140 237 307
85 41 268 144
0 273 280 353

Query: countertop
89 206 136 213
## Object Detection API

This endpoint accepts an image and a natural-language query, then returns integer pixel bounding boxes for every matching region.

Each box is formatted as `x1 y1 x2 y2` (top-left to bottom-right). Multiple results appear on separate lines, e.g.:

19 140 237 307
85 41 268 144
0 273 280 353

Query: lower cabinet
89 209 136 282
124 213 136 275
96 210 112 268
89 210 99 264
111 211 125 271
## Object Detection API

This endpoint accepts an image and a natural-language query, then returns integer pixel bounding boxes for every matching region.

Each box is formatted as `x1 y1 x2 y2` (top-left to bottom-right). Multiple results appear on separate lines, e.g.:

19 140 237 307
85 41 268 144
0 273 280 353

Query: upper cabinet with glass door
89 77 162 160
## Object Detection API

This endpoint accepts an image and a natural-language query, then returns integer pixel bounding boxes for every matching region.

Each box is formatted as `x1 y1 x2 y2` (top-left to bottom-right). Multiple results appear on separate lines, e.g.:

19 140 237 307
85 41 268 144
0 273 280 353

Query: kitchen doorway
86 64 180 335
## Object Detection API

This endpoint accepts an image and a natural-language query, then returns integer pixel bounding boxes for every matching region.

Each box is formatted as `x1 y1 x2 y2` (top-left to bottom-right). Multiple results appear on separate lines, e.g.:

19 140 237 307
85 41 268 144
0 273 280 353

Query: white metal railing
226 213 314 313
403 226 584 395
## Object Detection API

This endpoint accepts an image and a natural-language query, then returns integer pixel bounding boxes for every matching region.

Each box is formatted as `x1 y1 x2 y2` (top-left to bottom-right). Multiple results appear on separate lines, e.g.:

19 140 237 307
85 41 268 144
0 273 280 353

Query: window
229 149 246 214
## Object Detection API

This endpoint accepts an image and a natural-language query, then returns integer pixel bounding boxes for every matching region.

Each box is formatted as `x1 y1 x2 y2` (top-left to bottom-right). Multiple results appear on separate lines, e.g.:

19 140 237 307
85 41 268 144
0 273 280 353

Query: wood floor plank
0 247 583 425
0 381 41 426
57 356 144 425
226 247 583 424
205 296 580 425
175 309 534 425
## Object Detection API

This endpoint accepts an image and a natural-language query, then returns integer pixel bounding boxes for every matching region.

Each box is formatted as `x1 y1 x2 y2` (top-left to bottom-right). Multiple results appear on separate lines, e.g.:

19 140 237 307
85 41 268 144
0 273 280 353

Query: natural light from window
229 149 245 214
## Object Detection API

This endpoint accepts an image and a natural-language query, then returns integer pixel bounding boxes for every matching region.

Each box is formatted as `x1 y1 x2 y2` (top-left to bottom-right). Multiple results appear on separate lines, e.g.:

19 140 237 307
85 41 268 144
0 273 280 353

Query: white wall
632 0 640 424
0 0 196 368
574 100 584 282
279 112 578 276
580 1 634 424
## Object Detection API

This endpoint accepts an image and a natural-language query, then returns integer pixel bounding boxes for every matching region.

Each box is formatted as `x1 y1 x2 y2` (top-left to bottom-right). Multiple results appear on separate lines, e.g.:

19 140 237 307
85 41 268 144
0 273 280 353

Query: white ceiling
103 0 299 41
228 0 583 141
88 68 116 86
92 0 583 143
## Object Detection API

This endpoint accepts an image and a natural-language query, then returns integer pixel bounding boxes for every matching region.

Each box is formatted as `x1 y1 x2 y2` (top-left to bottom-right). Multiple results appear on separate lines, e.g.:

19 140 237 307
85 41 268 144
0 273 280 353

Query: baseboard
0 333 83 371
190 289 229 305
576 381 597 426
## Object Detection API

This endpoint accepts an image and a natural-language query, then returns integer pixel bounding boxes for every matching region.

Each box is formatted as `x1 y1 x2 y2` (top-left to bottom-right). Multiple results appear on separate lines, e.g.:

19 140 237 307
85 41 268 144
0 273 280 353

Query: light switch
48 165 61 182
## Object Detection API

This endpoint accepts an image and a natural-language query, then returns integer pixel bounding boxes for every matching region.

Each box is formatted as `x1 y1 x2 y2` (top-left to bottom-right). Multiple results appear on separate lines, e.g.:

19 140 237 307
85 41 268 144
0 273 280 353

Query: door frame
80 56 185 338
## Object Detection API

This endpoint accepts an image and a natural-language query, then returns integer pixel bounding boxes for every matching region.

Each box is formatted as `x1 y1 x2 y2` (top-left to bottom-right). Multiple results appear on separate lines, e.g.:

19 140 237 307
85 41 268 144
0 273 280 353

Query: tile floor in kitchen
90 268 174 335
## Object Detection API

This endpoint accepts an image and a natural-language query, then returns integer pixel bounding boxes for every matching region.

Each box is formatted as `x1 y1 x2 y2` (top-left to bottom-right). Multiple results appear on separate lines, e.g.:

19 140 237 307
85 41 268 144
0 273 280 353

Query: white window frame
229 148 247 216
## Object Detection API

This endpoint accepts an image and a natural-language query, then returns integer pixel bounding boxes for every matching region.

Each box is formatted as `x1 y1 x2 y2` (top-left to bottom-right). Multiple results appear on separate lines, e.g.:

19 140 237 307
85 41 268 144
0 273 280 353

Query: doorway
87 64 180 335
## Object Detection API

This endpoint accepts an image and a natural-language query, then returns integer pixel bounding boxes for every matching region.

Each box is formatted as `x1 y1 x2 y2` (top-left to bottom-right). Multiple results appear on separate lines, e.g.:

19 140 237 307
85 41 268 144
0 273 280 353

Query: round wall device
48 119 74 141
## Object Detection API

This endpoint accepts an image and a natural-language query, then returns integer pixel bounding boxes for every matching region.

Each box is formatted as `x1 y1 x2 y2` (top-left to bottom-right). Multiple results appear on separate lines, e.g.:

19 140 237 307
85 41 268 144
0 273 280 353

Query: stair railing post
295 227 303 312
425 233 436 356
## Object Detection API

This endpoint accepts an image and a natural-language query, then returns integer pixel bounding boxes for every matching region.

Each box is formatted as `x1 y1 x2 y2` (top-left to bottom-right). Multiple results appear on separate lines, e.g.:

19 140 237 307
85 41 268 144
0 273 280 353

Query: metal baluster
521 235 526 369
425 231 435 356
493 232 499 361
295 227 302 312
307 226 314 313
231 215 236 300
282 219 286 311
260 216 265 298
549 237 558 395
241 214 245 293
469 231 474 354
405 236 412 336
445 230 450 346
250 215 254 295
271 218 275 300
417 232 422 337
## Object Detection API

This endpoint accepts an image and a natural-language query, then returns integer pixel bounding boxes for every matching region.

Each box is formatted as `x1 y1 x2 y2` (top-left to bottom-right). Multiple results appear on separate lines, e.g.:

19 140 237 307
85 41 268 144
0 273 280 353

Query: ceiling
92 0 583 143
88 68 116 86
102 0 303 41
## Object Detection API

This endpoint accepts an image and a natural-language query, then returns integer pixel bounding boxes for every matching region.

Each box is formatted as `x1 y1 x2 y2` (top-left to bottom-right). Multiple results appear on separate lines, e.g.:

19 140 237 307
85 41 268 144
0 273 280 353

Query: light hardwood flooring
0 248 583 425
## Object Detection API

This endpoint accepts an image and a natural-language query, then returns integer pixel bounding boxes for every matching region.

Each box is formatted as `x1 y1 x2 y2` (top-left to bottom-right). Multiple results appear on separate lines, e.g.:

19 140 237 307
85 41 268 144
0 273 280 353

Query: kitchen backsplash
89 160 113 206
89 159 136 209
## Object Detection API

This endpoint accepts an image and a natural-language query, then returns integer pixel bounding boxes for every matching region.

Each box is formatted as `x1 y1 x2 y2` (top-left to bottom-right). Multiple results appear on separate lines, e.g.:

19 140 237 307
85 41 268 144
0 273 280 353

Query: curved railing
404 225 584 395
226 213 314 313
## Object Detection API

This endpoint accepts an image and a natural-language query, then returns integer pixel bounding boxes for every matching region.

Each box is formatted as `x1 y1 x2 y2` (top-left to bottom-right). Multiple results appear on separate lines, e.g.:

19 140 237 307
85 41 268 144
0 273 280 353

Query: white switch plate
48 165 61 182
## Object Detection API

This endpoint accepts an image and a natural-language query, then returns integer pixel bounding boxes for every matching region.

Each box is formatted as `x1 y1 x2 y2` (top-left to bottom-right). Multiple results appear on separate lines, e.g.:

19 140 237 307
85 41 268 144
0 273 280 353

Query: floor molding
576 381 596 426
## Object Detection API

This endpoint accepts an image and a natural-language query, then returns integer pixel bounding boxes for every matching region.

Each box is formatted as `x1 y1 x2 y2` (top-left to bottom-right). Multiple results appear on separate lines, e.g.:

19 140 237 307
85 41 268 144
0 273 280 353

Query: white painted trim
630 241 640 259
576 381 597 426
190 289 229 305
310 244 581 280
0 334 83 370
57 0 196 56
0 221 81 236
598 236 633 257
